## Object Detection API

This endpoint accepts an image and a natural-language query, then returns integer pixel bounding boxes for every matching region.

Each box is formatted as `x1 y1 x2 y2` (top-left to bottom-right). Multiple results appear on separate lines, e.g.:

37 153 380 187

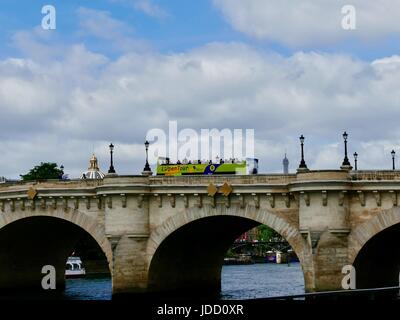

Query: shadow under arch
348 207 400 265
147 206 308 297
0 212 112 293
353 222 400 291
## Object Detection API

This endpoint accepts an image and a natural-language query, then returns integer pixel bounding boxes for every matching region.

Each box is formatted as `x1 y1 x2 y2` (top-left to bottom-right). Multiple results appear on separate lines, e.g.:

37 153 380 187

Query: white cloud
108 0 168 19
213 0 400 46
134 0 168 18
3 31 400 178
76 7 151 53
77 7 132 40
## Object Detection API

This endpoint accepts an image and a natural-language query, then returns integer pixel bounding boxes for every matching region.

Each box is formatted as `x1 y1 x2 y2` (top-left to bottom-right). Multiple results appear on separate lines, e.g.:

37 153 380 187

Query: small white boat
65 257 86 278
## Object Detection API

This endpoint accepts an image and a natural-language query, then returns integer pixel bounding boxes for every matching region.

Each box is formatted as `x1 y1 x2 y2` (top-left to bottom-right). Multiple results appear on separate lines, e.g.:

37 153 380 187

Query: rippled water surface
221 262 304 300
0 263 304 300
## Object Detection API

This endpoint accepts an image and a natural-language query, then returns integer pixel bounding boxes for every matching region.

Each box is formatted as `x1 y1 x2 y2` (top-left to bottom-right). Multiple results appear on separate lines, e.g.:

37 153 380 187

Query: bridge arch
0 208 112 292
349 207 400 291
348 207 400 265
147 204 309 296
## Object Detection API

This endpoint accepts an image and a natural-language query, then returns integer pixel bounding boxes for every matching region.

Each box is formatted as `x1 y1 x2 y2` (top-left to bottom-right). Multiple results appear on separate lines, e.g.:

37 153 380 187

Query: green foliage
20 162 63 181
257 225 282 242
225 248 236 258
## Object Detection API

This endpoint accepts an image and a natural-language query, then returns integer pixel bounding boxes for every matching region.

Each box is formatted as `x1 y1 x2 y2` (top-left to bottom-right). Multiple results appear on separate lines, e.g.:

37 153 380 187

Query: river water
65 262 304 300
0 263 304 300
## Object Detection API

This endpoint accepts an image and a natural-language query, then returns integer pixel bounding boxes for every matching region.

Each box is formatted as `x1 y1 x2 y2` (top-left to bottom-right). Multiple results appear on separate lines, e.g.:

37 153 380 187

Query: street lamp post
341 131 353 170
353 152 358 171
391 150 396 170
298 135 308 172
108 143 116 174
142 140 152 175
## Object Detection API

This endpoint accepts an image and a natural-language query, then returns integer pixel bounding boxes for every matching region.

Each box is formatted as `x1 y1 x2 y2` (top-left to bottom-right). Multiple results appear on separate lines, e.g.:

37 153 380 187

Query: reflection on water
0 263 304 300
64 275 112 300
0 275 112 301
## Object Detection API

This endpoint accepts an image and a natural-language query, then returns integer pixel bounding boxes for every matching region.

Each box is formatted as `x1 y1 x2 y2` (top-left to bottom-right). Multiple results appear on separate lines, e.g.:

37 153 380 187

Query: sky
2 0 400 179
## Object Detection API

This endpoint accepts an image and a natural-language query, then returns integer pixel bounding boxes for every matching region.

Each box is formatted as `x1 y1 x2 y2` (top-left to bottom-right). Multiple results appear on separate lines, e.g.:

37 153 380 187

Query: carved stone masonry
120 194 127 208
168 194 175 208
70 197 79 210
194 194 202 208
107 196 112 209
301 192 310 206
338 191 346 206
154 194 162 208
30 199 36 211
267 193 275 208
373 191 381 207
237 194 245 209
301 230 322 254
60 197 67 211
252 194 260 209
94 196 101 210
357 191 365 207
283 193 290 208
180 194 189 208
48 197 57 210
85 197 91 210
39 197 46 210
9 199 15 212
225 196 230 208
137 194 144 208
107 235 121 252
310 231 322 254
321 191 328 207
389 191 397 206
18 198 25 211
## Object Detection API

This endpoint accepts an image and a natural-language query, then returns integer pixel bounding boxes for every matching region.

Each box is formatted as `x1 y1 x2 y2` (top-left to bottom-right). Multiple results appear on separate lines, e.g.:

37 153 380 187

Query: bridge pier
112 236 149 295
307 231 350 292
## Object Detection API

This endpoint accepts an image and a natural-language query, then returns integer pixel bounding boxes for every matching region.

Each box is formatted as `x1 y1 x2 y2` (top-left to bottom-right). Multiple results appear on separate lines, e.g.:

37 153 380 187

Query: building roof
81 154 105 180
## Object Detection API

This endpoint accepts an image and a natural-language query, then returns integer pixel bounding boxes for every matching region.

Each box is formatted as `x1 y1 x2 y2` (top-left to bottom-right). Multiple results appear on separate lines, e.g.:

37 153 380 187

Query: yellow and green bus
156 158 258 176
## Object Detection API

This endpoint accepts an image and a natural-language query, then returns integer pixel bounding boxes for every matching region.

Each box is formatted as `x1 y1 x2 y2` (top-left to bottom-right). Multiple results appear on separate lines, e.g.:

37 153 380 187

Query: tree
257 225 282 242
20 162 64 181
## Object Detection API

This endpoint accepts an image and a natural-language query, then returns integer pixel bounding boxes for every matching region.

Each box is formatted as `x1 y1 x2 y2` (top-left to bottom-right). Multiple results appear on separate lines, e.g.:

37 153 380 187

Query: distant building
0 177 18 183
236 227 260 243
81 154 105 180
283 154 289 174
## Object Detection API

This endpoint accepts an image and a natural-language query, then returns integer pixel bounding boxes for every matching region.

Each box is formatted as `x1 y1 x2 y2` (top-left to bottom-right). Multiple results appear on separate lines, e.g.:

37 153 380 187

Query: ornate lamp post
353 152 358 171
298 135 308 172
142 140 152 175
108 143 116 174
341 131 352 170
391 150 396 170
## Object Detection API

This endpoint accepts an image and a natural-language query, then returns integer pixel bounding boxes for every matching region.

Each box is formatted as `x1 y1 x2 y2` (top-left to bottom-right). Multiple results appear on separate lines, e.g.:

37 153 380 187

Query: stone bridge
0 170 399 297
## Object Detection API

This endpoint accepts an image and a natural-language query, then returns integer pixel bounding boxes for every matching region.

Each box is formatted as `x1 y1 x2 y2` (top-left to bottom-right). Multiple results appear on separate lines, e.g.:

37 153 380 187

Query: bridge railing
150 174 297 185
351 170 400 181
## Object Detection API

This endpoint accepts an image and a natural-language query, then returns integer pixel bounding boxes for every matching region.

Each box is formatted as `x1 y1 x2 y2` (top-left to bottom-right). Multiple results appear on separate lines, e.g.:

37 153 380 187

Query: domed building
81 154 105 180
